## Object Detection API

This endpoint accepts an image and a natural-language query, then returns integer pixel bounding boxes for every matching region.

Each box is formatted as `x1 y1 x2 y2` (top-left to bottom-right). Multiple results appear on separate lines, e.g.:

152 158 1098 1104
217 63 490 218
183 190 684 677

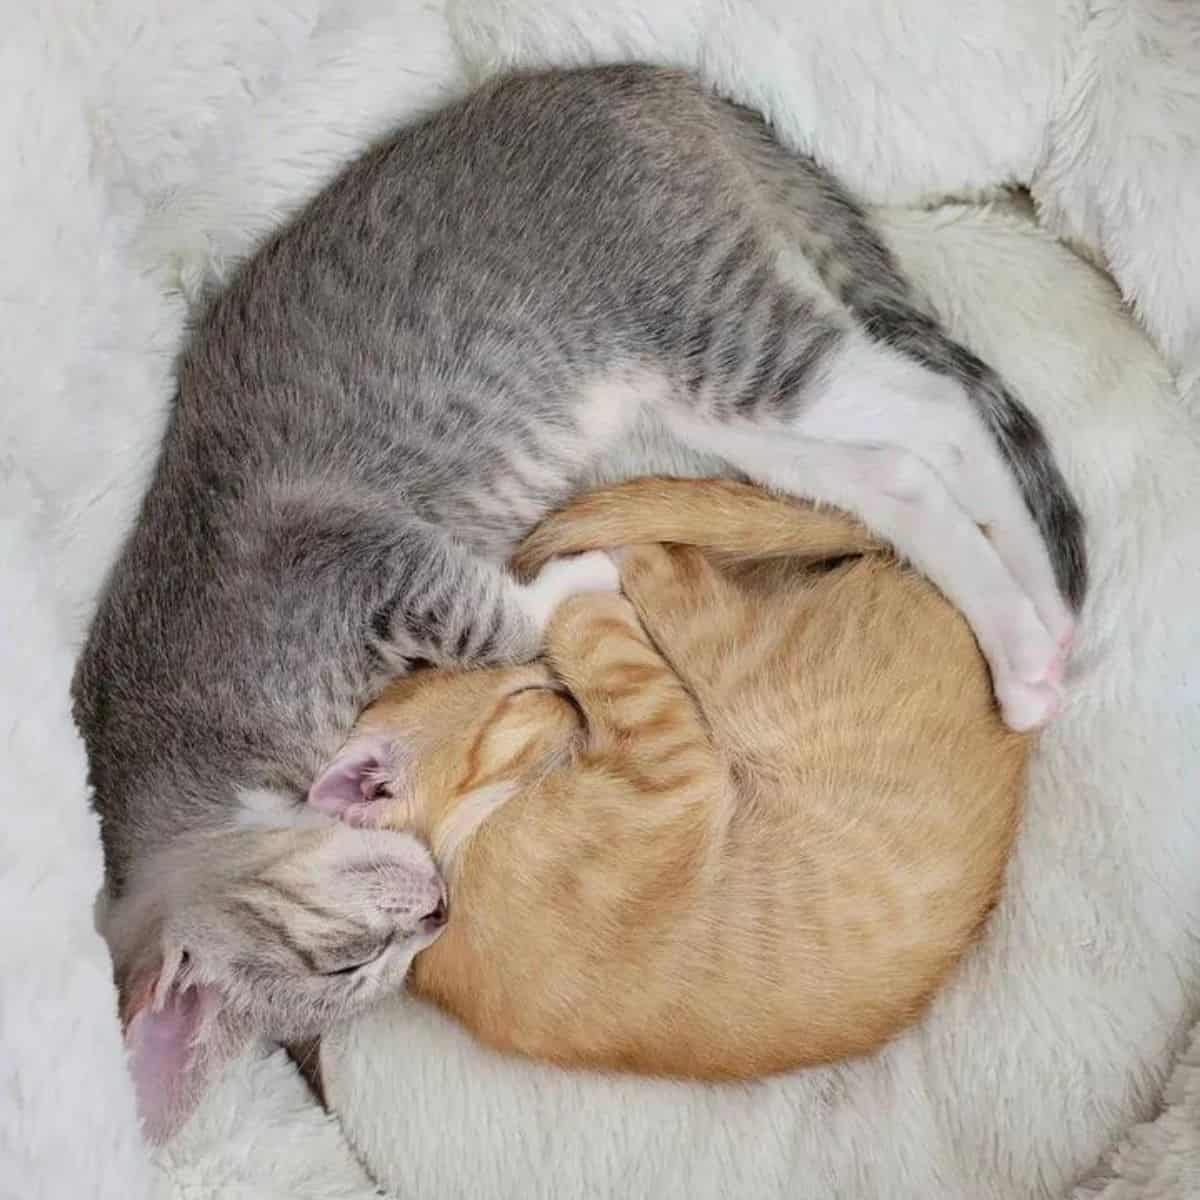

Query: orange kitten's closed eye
357 664 582 859
360 479 1029 1082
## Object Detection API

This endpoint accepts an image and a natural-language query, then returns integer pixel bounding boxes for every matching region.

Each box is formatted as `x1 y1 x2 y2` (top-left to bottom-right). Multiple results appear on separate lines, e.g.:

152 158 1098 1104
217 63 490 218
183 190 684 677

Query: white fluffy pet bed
3 3 1198 1198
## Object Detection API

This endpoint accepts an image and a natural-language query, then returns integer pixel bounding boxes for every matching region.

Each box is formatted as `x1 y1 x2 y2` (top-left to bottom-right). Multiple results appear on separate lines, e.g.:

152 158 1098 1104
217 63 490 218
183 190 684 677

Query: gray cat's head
104 821 446 1142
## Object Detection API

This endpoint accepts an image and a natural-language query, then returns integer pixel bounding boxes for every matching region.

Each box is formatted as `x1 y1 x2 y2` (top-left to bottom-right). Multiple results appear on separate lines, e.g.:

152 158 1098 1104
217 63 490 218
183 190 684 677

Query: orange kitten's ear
307 733 409 827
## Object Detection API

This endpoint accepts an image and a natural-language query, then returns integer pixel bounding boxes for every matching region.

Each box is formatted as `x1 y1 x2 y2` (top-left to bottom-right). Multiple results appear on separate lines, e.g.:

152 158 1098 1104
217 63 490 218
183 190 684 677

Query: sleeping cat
339 478 1028 1077
70 65 1081 1135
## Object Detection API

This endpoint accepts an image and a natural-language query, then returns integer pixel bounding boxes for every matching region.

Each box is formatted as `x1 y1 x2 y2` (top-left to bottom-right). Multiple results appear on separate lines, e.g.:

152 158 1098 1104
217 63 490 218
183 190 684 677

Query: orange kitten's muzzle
356 658 584 862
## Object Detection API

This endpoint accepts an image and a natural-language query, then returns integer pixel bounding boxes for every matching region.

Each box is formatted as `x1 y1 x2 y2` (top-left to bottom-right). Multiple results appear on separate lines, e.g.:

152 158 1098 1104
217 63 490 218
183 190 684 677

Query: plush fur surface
2 2 1198 1198
1077 1024 1200 1200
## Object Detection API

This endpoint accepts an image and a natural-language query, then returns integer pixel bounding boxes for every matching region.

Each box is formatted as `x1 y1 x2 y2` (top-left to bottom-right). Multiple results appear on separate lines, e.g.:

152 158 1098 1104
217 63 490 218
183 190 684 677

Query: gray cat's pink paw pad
997 678 1063 732
993 615 1067 730
1013 617 1074 700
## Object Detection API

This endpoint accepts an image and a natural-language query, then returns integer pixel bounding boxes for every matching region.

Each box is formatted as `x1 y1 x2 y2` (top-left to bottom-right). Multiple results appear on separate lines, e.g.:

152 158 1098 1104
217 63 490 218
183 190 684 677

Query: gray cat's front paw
517 550 621 633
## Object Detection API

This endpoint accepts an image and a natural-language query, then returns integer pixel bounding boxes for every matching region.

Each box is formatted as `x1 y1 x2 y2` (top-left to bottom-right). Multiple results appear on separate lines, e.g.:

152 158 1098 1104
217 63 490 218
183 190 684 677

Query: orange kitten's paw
544 589 641 661
618 542 724 610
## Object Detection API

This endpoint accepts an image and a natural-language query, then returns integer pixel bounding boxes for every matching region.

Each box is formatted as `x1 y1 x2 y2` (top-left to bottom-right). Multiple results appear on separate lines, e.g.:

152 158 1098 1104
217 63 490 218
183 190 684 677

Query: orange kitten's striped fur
356 479 1030 1078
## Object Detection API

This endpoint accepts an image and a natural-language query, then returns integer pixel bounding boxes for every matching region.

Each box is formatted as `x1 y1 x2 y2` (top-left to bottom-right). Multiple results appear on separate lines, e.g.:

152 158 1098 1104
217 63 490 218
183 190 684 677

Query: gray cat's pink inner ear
307 735 393 817
122 967 226 1143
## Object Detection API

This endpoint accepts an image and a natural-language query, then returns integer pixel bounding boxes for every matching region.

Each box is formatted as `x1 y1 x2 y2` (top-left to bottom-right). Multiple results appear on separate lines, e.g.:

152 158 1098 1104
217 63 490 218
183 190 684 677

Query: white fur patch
573 369 667 445
517 550 621 633
235 786 331 831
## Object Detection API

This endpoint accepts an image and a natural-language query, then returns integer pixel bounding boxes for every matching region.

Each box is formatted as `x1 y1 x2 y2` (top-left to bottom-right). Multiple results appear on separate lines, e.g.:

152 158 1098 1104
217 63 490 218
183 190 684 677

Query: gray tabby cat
72 64 1085 1138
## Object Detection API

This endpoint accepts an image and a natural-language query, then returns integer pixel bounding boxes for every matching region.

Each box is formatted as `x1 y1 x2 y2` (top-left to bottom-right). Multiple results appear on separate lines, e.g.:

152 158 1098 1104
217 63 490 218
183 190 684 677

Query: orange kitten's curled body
358 479 1030 1079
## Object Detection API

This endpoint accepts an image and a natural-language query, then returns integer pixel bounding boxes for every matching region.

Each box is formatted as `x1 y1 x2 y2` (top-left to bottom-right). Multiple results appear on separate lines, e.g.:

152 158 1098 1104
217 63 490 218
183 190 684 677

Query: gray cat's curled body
72 65 1085 1138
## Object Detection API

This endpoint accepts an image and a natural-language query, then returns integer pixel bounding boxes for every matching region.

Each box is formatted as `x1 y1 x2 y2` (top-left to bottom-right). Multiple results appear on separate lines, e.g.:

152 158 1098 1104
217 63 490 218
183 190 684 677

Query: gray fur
72 65 1085 1038
719 102 1087 606
106 824 445 1040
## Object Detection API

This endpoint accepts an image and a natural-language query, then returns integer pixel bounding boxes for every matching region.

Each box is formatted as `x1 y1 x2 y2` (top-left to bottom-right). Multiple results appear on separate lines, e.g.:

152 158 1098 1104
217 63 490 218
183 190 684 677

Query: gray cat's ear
120 952 244 1144
307 732 405 826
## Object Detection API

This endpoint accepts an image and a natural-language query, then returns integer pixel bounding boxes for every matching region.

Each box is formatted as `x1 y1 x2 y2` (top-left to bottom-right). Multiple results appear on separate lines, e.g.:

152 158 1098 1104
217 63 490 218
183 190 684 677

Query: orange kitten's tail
512 478 888 579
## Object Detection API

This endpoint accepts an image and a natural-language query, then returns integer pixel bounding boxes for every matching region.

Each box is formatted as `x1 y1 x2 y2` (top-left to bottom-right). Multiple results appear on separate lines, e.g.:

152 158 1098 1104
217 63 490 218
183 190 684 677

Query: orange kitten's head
351 663 582 868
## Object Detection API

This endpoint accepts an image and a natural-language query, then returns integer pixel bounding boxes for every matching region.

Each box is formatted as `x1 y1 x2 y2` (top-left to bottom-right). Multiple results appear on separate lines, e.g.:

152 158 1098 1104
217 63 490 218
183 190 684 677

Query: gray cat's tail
722 100 1088 610
511 477 886 579
847 289 1089 611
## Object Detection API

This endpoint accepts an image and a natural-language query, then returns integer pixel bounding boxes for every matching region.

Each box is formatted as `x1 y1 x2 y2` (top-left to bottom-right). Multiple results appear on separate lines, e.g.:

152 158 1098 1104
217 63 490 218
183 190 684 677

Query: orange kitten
354 479 1030 1078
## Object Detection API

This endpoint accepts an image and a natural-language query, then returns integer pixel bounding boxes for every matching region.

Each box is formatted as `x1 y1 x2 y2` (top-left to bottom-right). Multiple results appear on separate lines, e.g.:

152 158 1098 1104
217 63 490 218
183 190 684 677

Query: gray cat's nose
421 893 448 933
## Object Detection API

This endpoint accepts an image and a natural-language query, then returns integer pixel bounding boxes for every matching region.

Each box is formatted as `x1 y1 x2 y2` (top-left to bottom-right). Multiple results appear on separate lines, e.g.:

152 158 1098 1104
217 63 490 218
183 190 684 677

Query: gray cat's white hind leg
796 331 1076 657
